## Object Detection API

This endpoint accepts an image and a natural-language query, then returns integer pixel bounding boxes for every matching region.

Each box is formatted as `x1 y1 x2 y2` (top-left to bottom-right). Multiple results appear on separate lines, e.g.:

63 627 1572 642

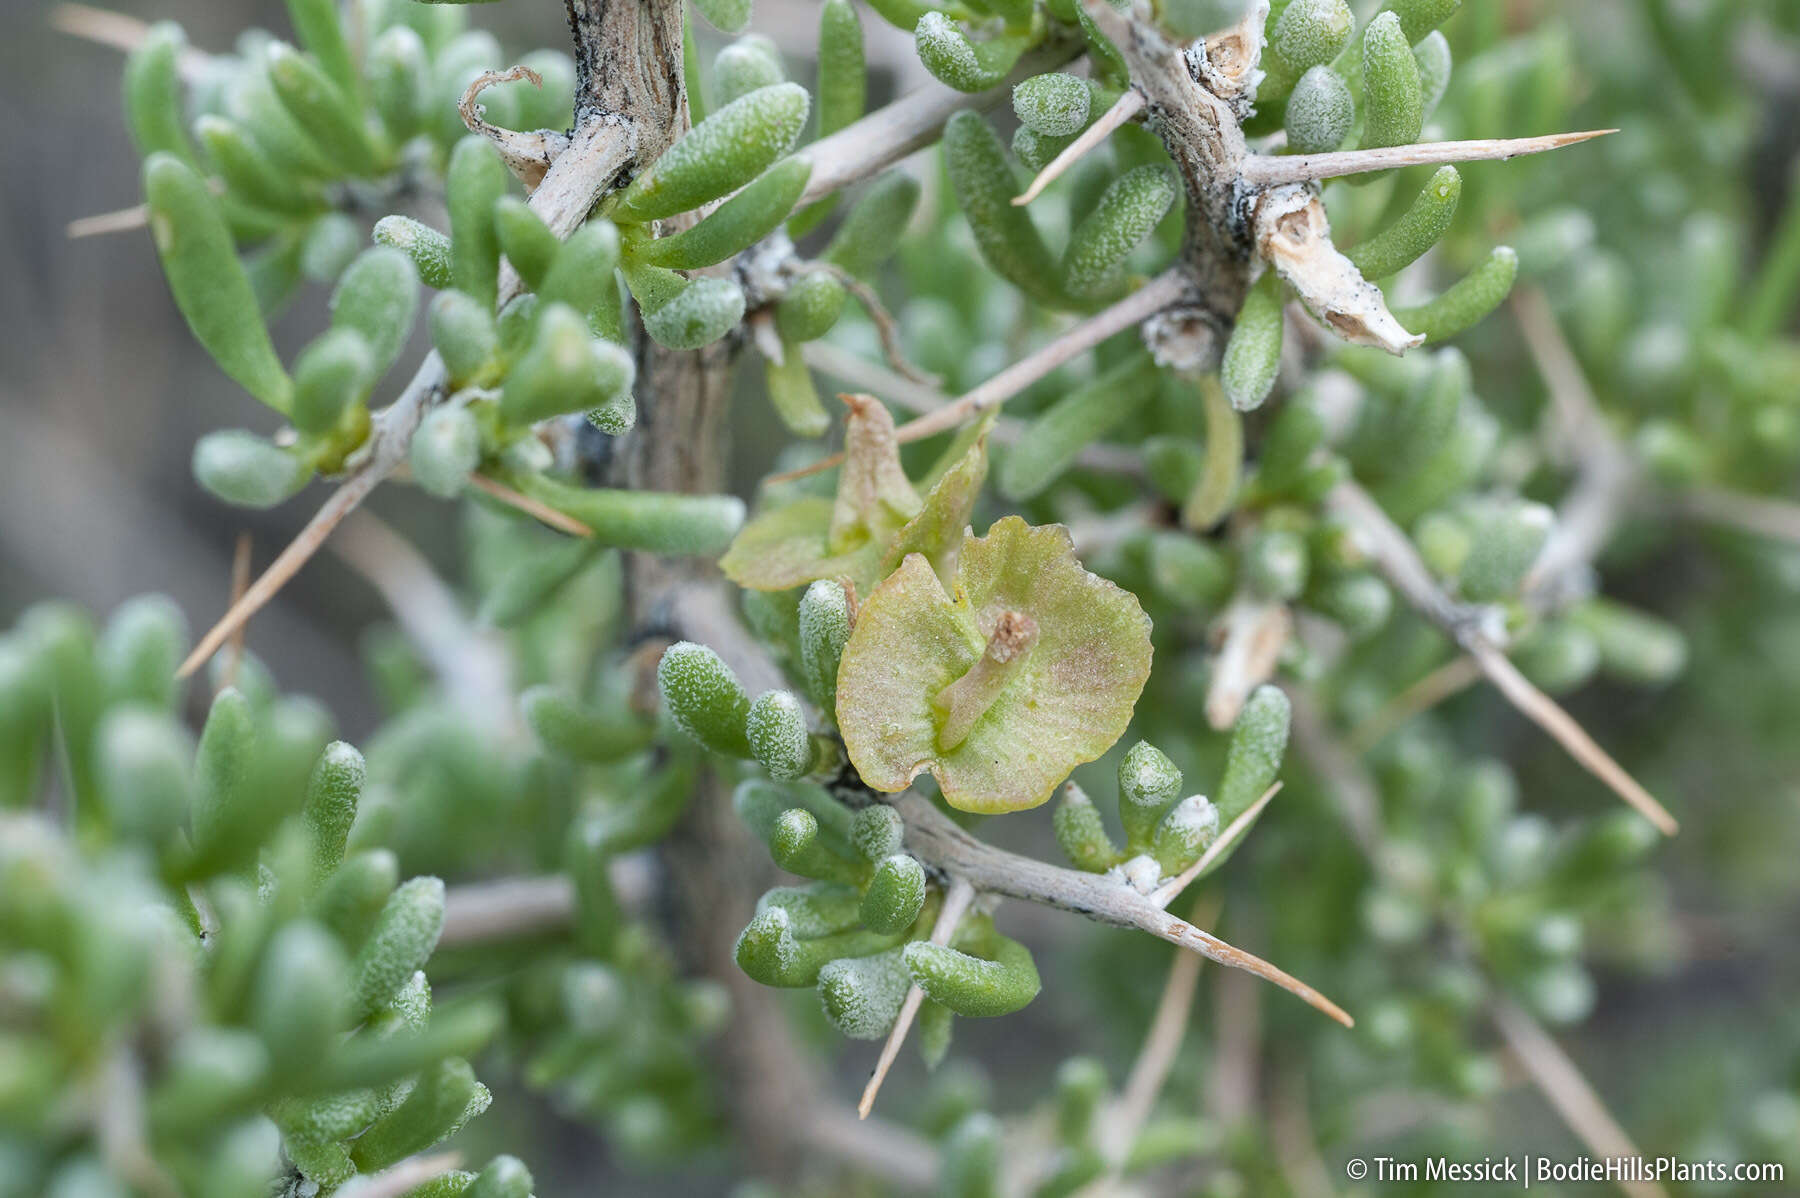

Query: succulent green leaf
1345 165 1461 280
511 473 744 555
266 43 384 176
1215 683 1290 832
860 853 927 933
822 171 921 277
798 579 853 712
944 111 1068 308
192 431 312 509
1014 73 1092 137
447 135 510 309
292 328 373 435
349 876 446 1021
639 275 747 350
633 158 811 269
713 37 785 105
301 740 364 887
1061 165 1179 299
1222 272 1286 412
124 22 196 164
1119 739 1182 851
1359 12 1424 151
144 154 293 412
658 641 753 757
747 690 814 779
903 918 1040 1016
1284 64 1354 154
374 215 454 290
521 685 654 762
818 946 911 1038
695 0 753 34
332 247 419 385
493 196 559 292
776 270 847 343
997 352 1159 501
1390 246 1518 342
612 83 809 223
1151 794 1220 875
1053 781 1122 871
915 13 1031 93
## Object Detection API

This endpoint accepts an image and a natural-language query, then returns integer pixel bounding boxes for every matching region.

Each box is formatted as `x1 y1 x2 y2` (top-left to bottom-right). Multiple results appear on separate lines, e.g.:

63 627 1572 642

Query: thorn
218 531 252 693
1464 638 1679 835
1013 89 1145 207
1153 907 1353 1027
858 875 975 1119
1150 783 1281 909
766 269 1188 485
67 204 149 239
467 473 596 538
460 66 568 192
1239 130 1617 189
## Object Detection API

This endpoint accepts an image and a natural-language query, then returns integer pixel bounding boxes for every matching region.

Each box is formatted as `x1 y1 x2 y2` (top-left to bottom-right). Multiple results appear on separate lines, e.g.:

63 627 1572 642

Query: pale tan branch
1465 639 1679 835
1326 479 1678 835
799 341 1145 477
331 511 514 727
802 1105 940 1189
859 875 975 1119
794 45 1079 208
440 875 577 949
178 118 634 680
468 472 596 538
1513 287 1640 604
51 3 210 77
1344 654 1483 756
1490 997 1670 1198
1673 486 1800 545
1097 897 1216 1169
816 263 939 386
1239 130 1617 188
1149 783 1281 909
1014 89 1145 207
769 270 1188 483
892 792 1352 1026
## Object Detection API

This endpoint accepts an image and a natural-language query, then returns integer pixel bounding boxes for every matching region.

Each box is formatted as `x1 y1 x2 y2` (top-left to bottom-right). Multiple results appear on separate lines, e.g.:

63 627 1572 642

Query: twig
440 875 577 949
219 532 252 692
333 1153 462 1198
1465 639 1678 835
769 270 1189 483
177 117 635 679
817 262 939 386
468 472 596 538
1326 478 1678 835
1513 287 1640 605
67 204 149 239
892 791 1352 1026
1238 130 1617 188
800 341 1146 477
803 1105 940 1190
1148 783 1281 909
1673 486 1800 545
331 511 514 727
1100 896 1217 1164
859 874 976 1119
51 3 209 77
794 45 1080 208
1344 654 1483 755
1489 997 1670 1198
1013 89 1146 207
177 355 442 679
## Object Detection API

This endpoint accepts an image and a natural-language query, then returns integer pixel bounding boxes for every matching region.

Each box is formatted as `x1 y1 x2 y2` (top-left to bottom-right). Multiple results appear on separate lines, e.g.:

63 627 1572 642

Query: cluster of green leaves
0 596 528 1196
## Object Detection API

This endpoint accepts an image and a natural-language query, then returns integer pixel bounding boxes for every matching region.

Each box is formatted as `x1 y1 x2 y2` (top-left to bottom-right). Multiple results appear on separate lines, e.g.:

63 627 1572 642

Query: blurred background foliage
4 0 1800 1194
